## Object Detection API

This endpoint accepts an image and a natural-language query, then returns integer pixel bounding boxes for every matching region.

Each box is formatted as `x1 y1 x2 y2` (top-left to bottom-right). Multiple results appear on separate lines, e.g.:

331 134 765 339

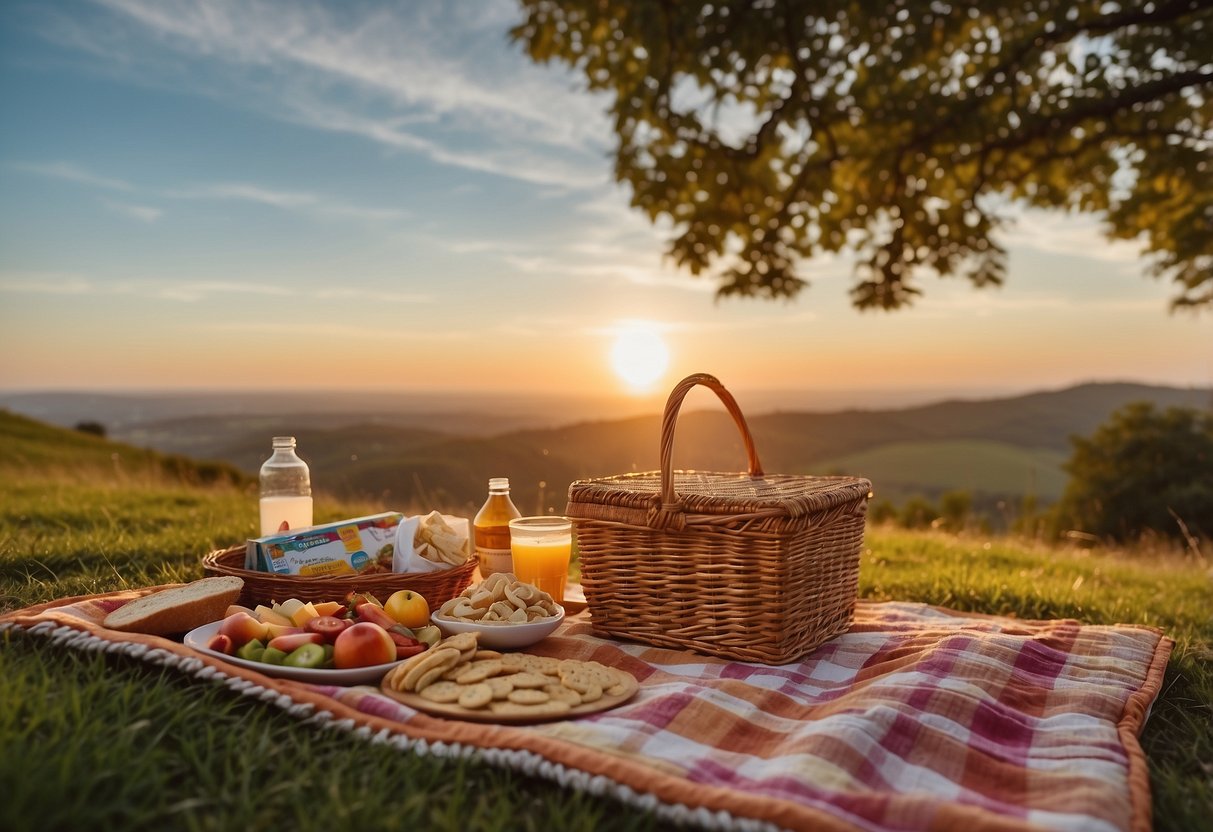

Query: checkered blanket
2 594 1169 832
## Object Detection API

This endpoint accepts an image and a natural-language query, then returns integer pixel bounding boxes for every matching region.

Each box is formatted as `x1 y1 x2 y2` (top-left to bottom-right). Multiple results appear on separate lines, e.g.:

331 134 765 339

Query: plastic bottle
259 436 313 535
473 477 521 577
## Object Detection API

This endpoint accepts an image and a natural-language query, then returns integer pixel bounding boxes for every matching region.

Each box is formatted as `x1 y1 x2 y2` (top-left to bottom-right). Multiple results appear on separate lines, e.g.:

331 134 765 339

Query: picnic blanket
1 590 1171 832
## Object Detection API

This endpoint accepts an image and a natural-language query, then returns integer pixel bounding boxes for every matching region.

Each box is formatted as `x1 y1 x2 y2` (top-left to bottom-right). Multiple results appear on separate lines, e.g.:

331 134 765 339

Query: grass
2 413 1211 830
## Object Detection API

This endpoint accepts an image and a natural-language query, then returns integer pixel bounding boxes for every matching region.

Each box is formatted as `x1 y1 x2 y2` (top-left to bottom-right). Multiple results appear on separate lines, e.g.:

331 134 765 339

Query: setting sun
609 322 670 391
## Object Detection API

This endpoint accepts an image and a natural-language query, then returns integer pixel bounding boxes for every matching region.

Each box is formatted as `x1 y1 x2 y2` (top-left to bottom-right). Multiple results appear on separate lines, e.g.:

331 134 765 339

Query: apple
218 611 271 648
305 615 351 643
332 622 396 669
206 633 235 655
354 602 400 630
267 632 326 653
387 630 426 659
384 590 430 629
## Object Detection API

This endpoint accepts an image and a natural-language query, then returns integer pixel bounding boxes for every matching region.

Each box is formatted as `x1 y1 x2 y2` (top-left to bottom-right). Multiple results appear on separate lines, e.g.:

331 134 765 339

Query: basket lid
567 470 872 522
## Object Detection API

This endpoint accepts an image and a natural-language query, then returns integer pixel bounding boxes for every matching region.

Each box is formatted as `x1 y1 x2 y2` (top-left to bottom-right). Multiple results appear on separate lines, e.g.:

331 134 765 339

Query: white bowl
430 605 565 650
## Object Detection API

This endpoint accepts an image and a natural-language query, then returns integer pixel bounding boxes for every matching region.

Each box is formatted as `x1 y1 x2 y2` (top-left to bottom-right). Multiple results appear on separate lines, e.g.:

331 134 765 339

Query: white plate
430 605 565 650
183 620 404 686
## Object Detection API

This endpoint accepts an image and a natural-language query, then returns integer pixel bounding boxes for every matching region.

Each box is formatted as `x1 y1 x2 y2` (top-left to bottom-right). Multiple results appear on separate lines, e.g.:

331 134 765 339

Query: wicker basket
566 373 871 665
202 545 477 608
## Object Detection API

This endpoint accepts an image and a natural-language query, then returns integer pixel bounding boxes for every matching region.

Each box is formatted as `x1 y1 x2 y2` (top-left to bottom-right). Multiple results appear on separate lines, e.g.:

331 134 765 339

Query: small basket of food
203 510 476 608
566 373 872 665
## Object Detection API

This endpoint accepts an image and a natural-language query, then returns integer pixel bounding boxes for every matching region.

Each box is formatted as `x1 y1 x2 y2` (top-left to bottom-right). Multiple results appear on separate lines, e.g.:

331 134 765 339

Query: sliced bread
103 576 245 636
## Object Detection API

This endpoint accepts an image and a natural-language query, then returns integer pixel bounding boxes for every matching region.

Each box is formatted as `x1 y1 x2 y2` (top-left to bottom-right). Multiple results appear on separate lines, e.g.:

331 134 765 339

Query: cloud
11 161 135 191
1000 210 1145 263
104 199 162 222
170 182 409 221
56 0 612 188
0 272 432 304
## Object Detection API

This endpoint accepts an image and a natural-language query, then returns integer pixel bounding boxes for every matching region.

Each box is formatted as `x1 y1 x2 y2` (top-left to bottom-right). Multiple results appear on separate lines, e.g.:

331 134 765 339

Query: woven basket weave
566 373 871 665
202 545 476 608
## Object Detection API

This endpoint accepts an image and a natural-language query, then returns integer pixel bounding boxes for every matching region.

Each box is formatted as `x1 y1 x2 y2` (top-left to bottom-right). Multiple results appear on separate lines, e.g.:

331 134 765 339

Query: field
2 412 1211 831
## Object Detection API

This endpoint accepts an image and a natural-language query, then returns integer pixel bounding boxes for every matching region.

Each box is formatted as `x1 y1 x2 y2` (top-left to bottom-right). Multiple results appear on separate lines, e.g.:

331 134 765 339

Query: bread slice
103 576 245 636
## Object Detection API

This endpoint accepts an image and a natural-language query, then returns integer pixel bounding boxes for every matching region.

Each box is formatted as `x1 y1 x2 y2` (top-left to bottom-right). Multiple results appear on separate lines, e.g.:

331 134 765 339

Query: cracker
473 649 503 661
455 660 504 684
508 688 551 705
504 671 550 689
489 699 571 717
486 677 514 700
543 683 582 706
416 662 456 692
458 682 494 710
402 647 461 692
418 681 463 704
441 632 479 654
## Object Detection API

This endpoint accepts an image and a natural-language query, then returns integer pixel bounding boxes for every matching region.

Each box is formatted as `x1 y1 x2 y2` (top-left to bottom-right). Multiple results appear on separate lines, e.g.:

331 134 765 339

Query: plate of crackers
381 632 639 723
432 573 565 649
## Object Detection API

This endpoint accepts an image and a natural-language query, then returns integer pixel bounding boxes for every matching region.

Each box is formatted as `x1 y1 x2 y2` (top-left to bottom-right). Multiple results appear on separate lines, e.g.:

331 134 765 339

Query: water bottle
259 436 313 535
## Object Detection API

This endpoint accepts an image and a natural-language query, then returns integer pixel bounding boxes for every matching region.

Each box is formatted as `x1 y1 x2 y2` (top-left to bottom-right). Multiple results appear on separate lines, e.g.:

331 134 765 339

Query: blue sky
0 0 1209 400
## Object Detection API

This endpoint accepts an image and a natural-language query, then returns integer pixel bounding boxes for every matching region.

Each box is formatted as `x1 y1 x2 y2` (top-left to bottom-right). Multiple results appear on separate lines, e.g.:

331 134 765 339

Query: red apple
332 622 396 669
267 632 326 653
217 611 271 648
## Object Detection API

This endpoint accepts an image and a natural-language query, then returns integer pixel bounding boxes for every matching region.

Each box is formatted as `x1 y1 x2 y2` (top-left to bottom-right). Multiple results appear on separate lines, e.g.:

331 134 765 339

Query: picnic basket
202 544 476 608
566 373 871 665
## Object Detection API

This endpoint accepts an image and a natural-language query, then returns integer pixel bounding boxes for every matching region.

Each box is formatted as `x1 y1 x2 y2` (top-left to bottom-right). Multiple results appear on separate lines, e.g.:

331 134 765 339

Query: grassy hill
0 407 1209 830
99 382 1205 518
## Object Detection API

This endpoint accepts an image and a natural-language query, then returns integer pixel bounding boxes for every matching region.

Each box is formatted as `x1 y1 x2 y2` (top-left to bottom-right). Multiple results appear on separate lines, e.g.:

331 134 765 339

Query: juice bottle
259 436 313 535
473 477 520 577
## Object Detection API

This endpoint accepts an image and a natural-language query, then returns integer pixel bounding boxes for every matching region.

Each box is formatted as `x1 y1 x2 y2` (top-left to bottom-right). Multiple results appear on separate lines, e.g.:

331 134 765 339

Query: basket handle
660 373 764 509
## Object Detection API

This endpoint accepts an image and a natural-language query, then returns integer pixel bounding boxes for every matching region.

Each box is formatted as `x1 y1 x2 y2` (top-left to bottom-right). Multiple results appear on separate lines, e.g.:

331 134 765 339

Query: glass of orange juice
508 516 573 605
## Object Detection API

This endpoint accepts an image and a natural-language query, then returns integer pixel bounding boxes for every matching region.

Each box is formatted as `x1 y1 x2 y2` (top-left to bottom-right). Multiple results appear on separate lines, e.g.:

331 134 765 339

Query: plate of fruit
185 590 443 685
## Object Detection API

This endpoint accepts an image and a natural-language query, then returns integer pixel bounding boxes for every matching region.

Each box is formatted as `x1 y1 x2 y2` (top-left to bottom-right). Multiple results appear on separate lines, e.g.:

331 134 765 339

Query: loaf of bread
103 576 244 636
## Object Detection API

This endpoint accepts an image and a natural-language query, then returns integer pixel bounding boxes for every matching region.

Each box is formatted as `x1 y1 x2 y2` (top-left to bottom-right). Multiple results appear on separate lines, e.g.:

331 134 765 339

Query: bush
1055 403 1213 544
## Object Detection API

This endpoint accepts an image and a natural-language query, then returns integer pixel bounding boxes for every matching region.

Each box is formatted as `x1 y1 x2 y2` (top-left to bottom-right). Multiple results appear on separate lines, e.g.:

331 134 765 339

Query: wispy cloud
170 182 409 221
11 160 135 191
47 0 611 188
0 272 433 304
104 199 162 222
11 159 406 223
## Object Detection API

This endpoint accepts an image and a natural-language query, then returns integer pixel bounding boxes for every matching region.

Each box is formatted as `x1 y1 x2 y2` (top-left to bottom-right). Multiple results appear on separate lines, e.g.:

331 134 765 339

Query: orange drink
508 516 572 605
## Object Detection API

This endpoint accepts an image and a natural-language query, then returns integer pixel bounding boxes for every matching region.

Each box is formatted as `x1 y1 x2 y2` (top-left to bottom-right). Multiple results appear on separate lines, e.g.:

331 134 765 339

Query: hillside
5 382 1208 517
0 410 249 487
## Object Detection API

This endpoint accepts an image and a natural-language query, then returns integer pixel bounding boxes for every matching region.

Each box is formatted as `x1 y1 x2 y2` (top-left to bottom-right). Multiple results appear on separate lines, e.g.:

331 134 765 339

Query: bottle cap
272 436 297 448
488 477 510 490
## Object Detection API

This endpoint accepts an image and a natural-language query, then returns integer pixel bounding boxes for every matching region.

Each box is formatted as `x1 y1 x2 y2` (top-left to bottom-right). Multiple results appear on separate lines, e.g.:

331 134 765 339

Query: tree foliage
512 1 1213 310
1056 402 1213 543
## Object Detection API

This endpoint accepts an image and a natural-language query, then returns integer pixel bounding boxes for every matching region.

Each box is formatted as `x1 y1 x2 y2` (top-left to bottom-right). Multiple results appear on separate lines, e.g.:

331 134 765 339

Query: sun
609 323 670 391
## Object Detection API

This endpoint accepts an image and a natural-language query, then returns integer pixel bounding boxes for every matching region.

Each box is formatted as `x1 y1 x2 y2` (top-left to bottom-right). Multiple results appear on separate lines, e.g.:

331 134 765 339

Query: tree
1055 402 1213 544
512 1 1213 310
74 421 106 438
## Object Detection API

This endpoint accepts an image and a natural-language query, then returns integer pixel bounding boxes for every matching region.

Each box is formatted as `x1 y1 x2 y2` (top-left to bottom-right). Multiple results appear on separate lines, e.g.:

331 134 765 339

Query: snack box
247 512 403 576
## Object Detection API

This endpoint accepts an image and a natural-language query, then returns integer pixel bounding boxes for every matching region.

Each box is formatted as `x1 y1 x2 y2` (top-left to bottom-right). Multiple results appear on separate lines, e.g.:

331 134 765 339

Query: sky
0 0 1209 403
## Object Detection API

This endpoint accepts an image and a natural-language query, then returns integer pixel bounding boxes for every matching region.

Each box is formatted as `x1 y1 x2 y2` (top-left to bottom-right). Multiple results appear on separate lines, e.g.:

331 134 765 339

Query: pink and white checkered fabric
329 602 1169 832
4 593 1169 832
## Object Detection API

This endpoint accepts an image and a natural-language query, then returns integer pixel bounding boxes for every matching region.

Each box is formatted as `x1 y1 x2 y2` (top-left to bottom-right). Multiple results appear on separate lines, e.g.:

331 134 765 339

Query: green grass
2 413 1211 830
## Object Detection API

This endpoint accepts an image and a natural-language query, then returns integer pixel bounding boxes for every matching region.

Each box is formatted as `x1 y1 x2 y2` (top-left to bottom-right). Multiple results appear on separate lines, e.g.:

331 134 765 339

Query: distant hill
0 410 249 487
4 383 1208 518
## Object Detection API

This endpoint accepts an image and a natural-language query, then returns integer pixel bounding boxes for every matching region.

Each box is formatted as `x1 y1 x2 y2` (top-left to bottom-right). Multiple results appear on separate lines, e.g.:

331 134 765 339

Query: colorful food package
247 512 403 576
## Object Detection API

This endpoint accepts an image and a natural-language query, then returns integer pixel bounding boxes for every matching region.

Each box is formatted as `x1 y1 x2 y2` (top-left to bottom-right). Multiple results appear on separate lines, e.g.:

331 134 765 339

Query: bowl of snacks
431 573 565 649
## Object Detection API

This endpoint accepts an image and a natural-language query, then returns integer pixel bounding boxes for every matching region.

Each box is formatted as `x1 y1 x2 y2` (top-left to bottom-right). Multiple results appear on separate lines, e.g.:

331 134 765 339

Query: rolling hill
5 382 1208 519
